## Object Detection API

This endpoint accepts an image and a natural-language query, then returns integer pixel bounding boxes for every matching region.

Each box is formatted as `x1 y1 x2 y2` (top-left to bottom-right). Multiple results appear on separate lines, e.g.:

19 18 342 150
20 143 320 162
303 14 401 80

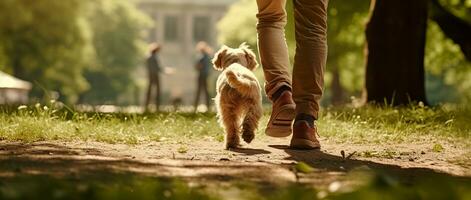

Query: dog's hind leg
221 110 241 149
241 104 263 144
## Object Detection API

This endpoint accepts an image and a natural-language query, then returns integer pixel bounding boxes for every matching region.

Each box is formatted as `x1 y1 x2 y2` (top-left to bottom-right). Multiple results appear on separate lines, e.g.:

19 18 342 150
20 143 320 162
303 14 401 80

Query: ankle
295 113 316 128
271 85 291 102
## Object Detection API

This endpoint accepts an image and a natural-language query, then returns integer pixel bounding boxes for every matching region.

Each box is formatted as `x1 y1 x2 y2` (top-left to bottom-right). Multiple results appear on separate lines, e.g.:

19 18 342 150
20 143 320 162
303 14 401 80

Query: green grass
0 103 470 145
317 104 471 144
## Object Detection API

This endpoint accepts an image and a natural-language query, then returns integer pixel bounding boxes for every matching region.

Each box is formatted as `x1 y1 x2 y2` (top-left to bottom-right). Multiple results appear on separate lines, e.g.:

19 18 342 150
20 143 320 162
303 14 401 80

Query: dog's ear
212 45 228 71
241 45 258 71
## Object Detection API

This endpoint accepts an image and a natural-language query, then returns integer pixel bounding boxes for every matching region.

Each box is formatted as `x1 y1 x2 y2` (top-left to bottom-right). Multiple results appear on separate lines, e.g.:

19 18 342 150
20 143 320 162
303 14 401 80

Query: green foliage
438 0 471 21
425 21 471 103
0 0 150 104
295 162 314 173
0 171 470 200
0 0 93 103
0 175 218 200
217 0 257 51
80 0 151 105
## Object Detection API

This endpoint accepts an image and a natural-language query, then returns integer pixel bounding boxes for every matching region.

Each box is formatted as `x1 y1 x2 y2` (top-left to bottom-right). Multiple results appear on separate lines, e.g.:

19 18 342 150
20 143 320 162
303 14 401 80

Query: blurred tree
78 0 150 105
365 0 429 105
426 0 471 103
0 0 93 103
217 0 258 51
430 0 471 61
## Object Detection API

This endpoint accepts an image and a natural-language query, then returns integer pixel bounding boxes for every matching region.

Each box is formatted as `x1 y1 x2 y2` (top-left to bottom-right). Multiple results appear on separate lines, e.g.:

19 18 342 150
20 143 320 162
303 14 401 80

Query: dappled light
1 0 471 199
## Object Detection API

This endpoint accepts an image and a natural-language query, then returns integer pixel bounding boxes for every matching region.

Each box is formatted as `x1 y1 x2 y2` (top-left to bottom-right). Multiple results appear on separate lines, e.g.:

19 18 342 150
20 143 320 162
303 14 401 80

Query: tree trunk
331 66 345 105
365 0 428 105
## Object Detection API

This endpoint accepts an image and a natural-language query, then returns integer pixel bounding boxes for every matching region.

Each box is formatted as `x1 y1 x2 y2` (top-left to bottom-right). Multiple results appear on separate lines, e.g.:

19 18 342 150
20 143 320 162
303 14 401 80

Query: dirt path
0 137 469 188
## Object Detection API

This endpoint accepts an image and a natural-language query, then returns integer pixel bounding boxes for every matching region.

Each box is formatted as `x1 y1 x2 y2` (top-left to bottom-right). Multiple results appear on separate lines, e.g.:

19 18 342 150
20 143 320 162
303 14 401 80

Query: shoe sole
290 138 321 150
265 104 295 137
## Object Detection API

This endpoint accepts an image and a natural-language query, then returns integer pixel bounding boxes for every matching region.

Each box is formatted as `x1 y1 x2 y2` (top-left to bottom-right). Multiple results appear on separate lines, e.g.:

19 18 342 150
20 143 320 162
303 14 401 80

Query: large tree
0 0 92 103
365 0 429 105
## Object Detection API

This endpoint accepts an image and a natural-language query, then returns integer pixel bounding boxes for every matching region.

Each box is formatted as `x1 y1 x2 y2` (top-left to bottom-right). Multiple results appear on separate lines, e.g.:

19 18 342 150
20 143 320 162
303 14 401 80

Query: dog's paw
225 136 241 149
242 130 255 144
225 142 241 150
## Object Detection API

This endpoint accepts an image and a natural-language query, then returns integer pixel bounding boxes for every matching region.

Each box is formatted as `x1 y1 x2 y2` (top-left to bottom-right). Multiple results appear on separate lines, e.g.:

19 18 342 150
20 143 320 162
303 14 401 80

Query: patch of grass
317 104 471 144
0 103 224 145
0 103 470 145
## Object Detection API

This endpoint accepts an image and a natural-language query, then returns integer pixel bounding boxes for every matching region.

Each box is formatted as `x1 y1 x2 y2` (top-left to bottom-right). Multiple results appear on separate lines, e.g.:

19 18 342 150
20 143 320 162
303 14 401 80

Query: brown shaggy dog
212 43 263 149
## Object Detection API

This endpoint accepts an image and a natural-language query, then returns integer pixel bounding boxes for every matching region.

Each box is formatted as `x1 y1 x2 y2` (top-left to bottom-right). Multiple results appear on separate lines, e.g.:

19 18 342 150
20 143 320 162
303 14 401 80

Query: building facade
138 0 235 106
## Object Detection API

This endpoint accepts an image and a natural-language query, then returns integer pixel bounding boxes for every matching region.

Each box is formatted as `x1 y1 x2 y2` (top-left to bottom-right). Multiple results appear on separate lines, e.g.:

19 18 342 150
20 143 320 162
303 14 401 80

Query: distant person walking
145 43 162 110
193 41 213 112
257 0 328 149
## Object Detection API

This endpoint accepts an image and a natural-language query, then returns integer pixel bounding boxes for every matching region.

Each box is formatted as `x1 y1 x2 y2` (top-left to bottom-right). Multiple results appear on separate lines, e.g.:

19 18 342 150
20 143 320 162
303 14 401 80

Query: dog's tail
225 70 258 97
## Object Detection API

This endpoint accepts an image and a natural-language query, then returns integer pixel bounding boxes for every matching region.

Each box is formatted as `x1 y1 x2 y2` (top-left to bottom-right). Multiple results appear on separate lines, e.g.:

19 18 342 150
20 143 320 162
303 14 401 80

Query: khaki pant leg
292 0 328 119
256 0 292 100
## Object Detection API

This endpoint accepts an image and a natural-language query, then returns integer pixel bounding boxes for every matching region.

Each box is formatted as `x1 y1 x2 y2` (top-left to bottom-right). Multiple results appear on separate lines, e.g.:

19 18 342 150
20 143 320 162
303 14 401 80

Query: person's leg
202 77 211 110
257 0 296 137
155 76 161 111
256 0 291 98
194 78 202 111
145 77 154 108
291 0 328 149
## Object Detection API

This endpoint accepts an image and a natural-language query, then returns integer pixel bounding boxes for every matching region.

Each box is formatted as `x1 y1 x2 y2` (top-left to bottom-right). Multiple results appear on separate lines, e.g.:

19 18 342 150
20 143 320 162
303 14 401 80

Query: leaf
295 162 314 174
177 146 188 154
432 144 444 153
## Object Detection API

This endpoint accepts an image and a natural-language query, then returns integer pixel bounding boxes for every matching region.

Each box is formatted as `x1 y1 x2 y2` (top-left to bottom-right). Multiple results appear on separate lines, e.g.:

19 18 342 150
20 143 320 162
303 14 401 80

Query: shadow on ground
1 142 471 199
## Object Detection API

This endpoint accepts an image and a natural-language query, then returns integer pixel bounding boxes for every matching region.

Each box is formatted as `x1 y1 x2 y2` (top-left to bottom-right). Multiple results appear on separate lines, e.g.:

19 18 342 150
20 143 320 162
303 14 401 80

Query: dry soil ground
1 136 469 189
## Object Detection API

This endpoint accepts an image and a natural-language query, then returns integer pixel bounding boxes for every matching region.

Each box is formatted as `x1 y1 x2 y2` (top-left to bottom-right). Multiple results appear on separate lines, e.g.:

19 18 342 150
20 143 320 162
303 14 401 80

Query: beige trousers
256 0 328 119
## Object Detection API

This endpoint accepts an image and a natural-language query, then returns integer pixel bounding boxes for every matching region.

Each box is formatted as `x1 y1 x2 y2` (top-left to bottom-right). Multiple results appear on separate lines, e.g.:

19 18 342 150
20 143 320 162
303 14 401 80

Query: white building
137 0 236 105
0 71 32 104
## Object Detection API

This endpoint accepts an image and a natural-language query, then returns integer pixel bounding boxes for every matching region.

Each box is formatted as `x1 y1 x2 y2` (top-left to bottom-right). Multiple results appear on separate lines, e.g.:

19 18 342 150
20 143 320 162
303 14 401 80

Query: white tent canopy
0 71 32 90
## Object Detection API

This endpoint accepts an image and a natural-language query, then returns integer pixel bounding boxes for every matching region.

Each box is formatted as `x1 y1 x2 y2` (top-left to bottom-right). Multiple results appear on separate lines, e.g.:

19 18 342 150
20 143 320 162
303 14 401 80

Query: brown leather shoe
265 90 296 137
290 120 321 149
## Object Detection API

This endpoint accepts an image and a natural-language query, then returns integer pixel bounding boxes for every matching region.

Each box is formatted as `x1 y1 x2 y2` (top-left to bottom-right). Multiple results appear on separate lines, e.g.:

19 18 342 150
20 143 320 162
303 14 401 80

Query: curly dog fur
212 43 263 149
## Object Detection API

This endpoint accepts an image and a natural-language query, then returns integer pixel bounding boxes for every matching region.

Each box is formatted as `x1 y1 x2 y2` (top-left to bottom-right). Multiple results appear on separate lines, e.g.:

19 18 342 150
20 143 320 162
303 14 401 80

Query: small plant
177 146 188 154
432 144 444 153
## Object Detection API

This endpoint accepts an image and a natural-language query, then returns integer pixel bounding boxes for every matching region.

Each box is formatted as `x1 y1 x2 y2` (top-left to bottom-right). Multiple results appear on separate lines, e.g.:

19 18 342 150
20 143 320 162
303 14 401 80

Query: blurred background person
145 43 163 111
193 41 213 112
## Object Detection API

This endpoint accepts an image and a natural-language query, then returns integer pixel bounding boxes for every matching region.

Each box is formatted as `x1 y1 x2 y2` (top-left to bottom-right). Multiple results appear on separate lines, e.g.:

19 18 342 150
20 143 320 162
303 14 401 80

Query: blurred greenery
217 0 471 105
0 171 470 200
79 0 151 105
0 0 92 103
0 0 150 104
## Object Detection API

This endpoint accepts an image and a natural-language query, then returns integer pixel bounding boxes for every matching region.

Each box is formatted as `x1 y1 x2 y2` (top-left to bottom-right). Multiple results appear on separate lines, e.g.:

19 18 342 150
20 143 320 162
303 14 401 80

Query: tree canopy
0 0 92 103
0 0 150 104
